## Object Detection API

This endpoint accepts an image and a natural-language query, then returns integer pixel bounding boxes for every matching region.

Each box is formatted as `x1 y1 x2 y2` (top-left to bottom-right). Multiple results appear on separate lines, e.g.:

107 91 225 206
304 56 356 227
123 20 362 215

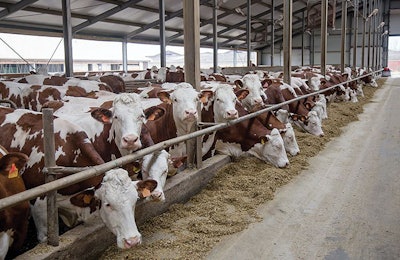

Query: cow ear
157 91 172 104
235 89 249 100
136 179 158 198
70 190 99 213
304 102 312 110
91 108 113 124
234 79 243 88
289 114 299 121
144 106 165 121
199 90 214 104
0 152 28 176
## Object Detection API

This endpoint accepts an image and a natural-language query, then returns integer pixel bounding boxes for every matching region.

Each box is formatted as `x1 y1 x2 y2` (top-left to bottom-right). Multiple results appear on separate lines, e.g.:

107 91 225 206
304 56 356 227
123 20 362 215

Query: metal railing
0 69 382 245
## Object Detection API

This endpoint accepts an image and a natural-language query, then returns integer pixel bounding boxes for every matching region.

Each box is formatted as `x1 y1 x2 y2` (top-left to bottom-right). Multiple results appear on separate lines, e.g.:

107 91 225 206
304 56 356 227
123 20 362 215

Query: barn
0 0 399 259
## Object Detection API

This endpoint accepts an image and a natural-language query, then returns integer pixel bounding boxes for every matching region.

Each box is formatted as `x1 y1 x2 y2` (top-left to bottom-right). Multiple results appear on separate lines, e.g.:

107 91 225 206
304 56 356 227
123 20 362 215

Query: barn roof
0 0 355 51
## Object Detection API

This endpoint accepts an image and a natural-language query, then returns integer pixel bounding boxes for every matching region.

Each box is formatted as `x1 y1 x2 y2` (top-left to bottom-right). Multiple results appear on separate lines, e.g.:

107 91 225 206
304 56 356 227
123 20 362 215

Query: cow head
294 110 324 137
281 123 300 156
235 74 267 111
91 93 148 154
157 83 200 135
140 150 171 202
247 128 289 168
211 84 240 122
94 168 157 249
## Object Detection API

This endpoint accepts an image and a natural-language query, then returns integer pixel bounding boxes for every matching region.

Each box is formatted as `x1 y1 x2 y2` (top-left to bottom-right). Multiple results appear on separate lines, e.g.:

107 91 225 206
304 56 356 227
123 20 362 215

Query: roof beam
0 0 39 20
125 0 211 39
72 0 144 33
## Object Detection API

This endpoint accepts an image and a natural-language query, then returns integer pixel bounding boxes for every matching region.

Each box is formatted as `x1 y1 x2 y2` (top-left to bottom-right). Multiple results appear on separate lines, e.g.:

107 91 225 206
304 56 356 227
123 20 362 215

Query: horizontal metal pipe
0 69 382 211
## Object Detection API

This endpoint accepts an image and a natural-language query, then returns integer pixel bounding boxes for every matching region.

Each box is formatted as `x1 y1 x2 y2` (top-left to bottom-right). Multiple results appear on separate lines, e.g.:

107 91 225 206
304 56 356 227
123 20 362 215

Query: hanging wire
46 38 64 69
0 37 35 71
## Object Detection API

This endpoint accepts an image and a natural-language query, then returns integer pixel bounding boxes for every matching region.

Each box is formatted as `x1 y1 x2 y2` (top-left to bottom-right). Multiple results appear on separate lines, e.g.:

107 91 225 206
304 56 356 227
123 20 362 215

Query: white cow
95 168 157 249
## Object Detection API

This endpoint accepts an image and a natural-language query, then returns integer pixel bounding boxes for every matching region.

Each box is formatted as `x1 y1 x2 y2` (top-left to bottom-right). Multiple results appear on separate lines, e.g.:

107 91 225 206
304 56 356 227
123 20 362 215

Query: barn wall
390 9 400 35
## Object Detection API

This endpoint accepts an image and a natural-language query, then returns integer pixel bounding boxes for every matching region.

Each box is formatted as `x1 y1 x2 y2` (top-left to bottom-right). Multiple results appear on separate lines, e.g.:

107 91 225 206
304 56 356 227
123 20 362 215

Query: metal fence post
42 108 59 246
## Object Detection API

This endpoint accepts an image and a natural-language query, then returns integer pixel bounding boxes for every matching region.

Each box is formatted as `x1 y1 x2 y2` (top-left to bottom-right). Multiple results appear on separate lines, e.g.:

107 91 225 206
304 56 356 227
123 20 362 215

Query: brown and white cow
202 84 289 168
264 79 324 137
0 146 29 259
0 81 112 111
0 107 160 249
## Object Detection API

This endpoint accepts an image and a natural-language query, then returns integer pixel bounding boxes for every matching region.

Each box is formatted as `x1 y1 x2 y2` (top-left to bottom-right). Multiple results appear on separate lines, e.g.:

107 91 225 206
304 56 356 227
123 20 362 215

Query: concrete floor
207 78 400 260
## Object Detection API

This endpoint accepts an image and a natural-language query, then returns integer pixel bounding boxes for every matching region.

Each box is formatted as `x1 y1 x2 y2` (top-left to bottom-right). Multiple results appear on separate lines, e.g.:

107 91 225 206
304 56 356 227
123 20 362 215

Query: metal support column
321 0 328 75
183 0 201 168
361 0 367 68
367 0 372 69
283 0 292 84
340 0 348 73
353 0 359 68
247 0 252 66
271 0 275 66
43 109 59 246
159 0 166 68
213 0 218 72
301 10 305 67
62 0 73 77
122 41 128 72
372 0 377 70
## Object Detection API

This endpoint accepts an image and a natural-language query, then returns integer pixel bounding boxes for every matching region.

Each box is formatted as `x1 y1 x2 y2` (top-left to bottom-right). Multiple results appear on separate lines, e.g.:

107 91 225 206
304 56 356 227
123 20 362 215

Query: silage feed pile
101 79 385 260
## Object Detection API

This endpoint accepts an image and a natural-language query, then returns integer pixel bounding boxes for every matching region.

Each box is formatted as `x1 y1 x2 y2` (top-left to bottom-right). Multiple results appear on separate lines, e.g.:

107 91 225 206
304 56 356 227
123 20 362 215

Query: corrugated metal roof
0 0 349 51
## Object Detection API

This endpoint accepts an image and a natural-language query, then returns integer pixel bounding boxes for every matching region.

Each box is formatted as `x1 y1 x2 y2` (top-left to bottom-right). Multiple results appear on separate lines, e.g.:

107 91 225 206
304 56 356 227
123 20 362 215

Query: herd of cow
0 65 378 258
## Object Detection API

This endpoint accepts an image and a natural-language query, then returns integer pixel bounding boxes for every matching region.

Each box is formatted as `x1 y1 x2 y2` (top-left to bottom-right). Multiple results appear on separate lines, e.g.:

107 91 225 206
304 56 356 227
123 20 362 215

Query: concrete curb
16 155 231 260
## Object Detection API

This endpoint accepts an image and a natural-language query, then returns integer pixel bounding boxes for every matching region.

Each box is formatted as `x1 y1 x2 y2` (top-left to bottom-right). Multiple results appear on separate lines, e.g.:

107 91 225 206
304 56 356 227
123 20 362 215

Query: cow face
281 123 300 156
235 74 267 111
247 128 289 168
170 83 199 123
296 111 324 137
92 93 146 154
141 150 171 202
95 169 157 249
212 84 239 122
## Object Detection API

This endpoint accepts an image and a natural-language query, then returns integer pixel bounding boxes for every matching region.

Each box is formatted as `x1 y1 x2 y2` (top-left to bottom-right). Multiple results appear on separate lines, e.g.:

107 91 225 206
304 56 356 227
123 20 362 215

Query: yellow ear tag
8 163 18 179
83 194 92 204
132 165 141 174
141 188 151 198
261 138 265 145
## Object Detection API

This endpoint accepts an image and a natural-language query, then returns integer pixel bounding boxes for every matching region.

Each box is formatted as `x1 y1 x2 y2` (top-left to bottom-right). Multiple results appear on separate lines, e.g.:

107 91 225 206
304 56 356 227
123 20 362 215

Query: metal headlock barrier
0 69 382 246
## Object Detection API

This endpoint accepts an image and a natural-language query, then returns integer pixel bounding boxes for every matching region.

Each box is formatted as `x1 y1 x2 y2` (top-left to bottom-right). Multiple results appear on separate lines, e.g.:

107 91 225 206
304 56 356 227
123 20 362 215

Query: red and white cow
264 79 324 137
0 107 159 249
234 74 267 111
0 81 112 111
202 84 289 168
0 147 29 259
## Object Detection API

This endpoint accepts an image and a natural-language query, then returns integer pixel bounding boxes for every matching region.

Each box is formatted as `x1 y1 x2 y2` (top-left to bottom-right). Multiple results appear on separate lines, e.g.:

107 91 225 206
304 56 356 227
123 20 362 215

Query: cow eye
114 116 118 119
105 203 111 207
174 98 178 102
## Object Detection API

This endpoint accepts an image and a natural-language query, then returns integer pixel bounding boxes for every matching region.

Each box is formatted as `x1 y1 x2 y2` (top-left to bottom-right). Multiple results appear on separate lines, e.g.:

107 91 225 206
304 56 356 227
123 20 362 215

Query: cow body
0 147 29 259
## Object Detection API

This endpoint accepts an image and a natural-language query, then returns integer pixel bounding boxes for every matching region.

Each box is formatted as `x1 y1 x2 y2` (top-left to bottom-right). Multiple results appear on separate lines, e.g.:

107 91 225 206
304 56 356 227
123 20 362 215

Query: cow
0 106 161 249
251 109 300 156
264 79 324 137
234 74 267 111
0 147 29 259
0 81 113 112
74 168 157 249
202 84 289 168
0 106 105 242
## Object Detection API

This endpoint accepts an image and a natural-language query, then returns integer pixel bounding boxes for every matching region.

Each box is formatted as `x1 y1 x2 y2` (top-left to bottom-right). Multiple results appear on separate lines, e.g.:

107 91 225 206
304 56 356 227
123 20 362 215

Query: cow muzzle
123 236 141 249
184 109 198 120
225 110 238 120
121 135 141 150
